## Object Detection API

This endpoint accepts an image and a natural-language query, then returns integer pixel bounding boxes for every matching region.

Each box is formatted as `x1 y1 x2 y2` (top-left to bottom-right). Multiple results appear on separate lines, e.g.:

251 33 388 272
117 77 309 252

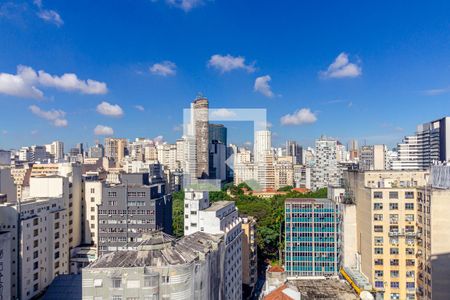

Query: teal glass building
285 198 340 277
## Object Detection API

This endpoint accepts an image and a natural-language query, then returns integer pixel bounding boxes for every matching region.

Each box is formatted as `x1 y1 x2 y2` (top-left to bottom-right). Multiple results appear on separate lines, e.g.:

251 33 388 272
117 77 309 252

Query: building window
406 271 415 278
391 270 399 278
374 225 383 232
374 236 383 244
374 192 383 199
390 248 399 255
374 259 383 266
112 278 122 288
374 214 383 221
374 248 383 254
111 296 122 300
391 282 400 289
108 191 117 197
374 203 383 210
389 191 398 199
390 293 400 300
405 203 414 210
389 203 398 210
90 188 95 193
374 270 383 278
375 281 384 288
405 191 414 199
144 275 158 287
405 214 414 222
390 259 399 266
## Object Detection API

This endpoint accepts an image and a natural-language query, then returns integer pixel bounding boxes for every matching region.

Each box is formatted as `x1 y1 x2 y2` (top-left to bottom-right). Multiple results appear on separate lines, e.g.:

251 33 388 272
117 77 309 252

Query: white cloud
34 0 63 27
37 9 63 26
29 105 68 127
150 61 177 76
96 101 124 117
38 70 107 94
165 0 203 12
0 65 107 99
94 125 114 136
134 105 145 111
320 52 362 79
280 108 317 125
208 54 255 73
254 75 274 97
0 65 43 98
210 108 237 119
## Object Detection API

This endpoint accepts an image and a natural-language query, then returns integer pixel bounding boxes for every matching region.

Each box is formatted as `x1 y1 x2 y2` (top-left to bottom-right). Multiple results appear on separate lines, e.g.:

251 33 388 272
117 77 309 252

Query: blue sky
1 0 450 149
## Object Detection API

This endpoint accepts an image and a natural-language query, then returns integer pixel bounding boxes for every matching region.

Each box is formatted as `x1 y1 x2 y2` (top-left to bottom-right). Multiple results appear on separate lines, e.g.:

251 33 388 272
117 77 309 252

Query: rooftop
289 279 358 300
87 231 223 269
204 200 234 211
42 274 82 300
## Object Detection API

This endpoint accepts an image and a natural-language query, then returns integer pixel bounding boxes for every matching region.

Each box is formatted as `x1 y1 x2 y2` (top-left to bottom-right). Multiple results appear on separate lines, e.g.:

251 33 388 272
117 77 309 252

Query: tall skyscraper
192 96 209 179
312 136 342 189
286 140 303 164
393 117 450 170
209 123 227 145
254 130 271 164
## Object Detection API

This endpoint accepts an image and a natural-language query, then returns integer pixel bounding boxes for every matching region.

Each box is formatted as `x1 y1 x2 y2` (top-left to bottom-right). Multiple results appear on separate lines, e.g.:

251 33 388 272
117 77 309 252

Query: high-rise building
209 140 226 181
416 165 450 299
192 96 209 179
0 176 71 300
241 216 257 297
209 123 227 145
286 140 303 165
104 138 128 167
96 173 172 256
254 130 271 164
45 141 64 161
359 145 389 171
184 191 243 299
284 198 340 277
344 169 428 300
393 117 450 170
312 137 342 190
0 149 11 165
88 143 104 158
0 166 17 204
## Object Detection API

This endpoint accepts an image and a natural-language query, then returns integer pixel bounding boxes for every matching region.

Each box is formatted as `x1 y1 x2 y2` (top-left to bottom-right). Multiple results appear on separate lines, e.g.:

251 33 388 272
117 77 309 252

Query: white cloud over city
29 105 68 127
320 52 362 79
208 54 255 73
0 65 107 99
280 108 317 125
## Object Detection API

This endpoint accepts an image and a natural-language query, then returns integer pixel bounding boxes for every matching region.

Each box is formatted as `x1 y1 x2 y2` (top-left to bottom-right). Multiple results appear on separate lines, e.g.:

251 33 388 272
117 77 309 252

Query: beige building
104 137 128 167
416 165 450 299
10 165 31 200
274 161 294 190
344 170 428 300
241 216 257 295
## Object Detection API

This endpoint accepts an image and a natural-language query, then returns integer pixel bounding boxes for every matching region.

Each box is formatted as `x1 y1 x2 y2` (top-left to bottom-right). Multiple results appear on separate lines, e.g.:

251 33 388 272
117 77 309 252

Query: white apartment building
83 179 103 246
312 137 342 190
0 176 71 300
45 141 64 161
254 130 271 164
184 190 243 299
393 117 450 170
30 163 83 249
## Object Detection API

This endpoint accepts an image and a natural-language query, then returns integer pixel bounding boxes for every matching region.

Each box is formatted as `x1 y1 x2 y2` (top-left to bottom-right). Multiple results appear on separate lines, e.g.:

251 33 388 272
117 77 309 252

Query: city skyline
2 1 450 148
